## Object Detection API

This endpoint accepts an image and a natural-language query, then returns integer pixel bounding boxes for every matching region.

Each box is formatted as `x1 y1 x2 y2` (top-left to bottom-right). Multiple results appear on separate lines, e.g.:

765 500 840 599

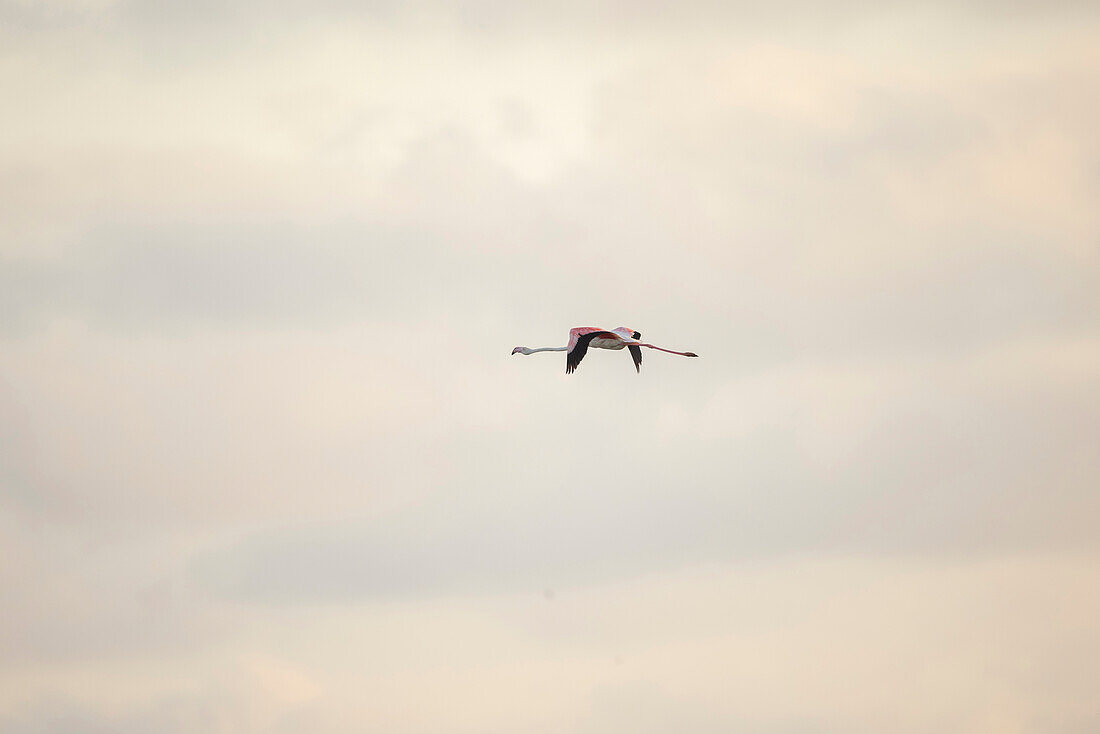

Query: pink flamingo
512 326 699 374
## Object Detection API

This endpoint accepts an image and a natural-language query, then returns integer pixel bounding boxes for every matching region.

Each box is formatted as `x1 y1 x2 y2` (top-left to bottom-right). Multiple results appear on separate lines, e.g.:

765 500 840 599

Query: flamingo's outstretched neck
513 346 569 355
640 343 699 357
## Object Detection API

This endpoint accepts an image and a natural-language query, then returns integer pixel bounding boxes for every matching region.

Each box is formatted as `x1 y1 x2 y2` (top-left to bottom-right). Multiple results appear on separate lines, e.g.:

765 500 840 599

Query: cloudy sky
2 1 1099 732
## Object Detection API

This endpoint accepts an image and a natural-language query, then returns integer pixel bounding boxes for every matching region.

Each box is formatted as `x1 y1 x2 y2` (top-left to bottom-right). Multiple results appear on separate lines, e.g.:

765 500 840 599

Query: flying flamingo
512 326 699 374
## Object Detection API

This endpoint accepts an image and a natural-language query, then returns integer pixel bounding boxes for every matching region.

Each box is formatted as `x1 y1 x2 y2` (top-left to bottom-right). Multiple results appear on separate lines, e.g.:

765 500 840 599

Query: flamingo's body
512 326 698 374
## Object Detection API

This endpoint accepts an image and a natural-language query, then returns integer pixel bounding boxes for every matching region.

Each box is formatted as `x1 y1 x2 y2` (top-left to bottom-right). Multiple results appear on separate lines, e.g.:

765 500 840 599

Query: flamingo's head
512 346 529 355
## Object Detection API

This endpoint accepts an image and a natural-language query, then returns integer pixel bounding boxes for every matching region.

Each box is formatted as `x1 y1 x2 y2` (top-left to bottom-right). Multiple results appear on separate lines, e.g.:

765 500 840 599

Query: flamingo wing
566 327 615 374
567 326 605 351
612 327 643 372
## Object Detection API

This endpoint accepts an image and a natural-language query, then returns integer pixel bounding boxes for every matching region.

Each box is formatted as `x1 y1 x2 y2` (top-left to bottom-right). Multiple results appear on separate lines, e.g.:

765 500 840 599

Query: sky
1 1 1099 732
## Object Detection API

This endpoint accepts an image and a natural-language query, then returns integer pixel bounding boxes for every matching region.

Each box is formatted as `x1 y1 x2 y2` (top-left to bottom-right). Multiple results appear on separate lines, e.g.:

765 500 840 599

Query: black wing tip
566 331 604 375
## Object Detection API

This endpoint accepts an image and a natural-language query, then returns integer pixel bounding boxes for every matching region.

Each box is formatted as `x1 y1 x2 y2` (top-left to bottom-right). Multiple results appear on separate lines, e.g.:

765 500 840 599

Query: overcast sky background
2 1 1099 732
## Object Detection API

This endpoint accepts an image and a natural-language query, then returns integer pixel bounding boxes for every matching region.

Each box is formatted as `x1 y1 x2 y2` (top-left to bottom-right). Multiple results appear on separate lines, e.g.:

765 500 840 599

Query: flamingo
512 326 699 374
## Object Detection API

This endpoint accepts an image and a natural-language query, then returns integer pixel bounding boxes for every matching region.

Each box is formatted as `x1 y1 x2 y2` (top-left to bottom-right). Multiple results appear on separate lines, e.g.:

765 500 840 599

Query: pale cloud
2 1 1099 732
4 555 1098 733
